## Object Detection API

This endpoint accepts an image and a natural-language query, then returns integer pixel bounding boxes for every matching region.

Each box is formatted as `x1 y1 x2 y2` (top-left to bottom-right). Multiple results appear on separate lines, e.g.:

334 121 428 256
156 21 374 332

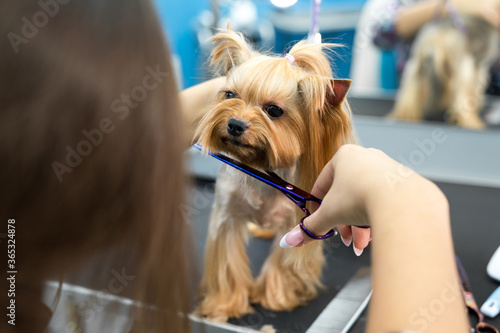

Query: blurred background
155 0 500 124
155 0 366 89
164 0 500 186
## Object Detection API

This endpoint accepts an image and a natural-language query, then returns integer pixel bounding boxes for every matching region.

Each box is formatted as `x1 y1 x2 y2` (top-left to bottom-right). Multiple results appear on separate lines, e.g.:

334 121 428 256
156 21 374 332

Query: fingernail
279 228 304 248
353 246 363 256
341 236 352 247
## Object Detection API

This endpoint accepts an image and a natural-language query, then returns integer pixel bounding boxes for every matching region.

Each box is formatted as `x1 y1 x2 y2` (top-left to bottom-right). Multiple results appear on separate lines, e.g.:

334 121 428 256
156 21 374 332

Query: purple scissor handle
194 144 368 239
456 256 499 333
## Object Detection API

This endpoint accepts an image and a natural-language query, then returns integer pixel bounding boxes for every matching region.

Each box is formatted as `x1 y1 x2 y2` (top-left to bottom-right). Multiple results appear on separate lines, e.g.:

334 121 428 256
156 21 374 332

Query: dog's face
195 57 308 170
194 26 353 176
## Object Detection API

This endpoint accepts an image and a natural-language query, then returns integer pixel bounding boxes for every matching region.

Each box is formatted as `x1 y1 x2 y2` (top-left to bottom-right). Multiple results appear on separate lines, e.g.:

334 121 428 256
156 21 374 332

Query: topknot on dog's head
209 20 255 75
286 41 339 77
209 20 342 80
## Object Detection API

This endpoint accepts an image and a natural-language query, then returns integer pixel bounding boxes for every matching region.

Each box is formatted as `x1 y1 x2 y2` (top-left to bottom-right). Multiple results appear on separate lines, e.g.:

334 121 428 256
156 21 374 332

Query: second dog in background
193 23 355 321
392 15 500 129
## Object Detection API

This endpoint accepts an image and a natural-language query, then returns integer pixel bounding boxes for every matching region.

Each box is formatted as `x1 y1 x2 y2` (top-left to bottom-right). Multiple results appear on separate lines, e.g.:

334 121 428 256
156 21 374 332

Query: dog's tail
391 23 463 121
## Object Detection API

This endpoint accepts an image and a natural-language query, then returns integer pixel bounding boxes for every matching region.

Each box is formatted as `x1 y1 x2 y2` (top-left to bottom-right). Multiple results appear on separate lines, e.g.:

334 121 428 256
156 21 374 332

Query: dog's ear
297 76 355 191
327 79 351 106
298 76 351 116
209 20 253 75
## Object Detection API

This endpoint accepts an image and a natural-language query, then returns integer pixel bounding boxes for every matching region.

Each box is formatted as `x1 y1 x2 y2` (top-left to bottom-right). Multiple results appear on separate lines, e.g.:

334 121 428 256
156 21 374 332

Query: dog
193 23 355 322
391 15 500 129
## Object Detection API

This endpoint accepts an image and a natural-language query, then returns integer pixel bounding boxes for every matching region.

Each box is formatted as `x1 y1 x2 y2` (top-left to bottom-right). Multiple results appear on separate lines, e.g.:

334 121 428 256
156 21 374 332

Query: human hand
180 76 226 143
279 144 415 255
452 0 500 28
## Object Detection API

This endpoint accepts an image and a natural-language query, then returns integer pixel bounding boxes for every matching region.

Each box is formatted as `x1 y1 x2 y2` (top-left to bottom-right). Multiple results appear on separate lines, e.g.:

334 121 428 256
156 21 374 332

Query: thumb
279 205 338 248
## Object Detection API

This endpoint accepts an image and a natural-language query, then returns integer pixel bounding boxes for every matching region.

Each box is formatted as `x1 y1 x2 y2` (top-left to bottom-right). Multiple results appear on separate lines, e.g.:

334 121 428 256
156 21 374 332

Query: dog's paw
251 264 321 312
451 109 486 129
458 117 486 129
246 222 277 239
251 288 302 312
196 293 254 322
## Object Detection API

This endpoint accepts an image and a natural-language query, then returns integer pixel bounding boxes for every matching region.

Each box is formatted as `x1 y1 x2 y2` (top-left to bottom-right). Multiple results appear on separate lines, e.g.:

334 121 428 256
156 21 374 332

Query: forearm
180 77 225 141
395 0 445 40
366 176 468 333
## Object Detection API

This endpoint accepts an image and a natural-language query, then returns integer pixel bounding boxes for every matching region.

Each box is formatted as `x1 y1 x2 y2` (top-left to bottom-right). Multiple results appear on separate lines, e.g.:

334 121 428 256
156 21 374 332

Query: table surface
188 179 500 333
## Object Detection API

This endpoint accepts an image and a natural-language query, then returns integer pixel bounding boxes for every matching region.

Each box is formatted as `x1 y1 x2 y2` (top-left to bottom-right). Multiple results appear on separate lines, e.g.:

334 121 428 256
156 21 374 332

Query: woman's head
0 0 190 331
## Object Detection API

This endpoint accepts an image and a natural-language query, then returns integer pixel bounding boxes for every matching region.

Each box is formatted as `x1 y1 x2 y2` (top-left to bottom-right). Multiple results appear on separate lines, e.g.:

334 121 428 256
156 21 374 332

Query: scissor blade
193 144 320 203
456 256 473 293
265 171 322 203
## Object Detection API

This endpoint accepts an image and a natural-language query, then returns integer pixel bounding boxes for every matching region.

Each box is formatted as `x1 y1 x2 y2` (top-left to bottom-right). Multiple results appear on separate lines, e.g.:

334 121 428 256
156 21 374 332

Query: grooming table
187 179 372 333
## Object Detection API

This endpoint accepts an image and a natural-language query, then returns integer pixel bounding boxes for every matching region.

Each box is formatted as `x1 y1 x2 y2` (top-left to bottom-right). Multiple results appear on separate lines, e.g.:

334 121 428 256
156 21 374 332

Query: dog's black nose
227 117 248 137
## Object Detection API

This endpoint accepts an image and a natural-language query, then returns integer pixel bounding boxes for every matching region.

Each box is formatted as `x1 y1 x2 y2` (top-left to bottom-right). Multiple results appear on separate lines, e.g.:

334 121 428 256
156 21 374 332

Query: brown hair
0 0 191 332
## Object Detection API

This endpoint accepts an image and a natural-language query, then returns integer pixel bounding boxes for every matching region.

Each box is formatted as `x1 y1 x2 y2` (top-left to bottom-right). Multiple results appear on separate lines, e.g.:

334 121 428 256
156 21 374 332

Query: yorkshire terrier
193 23 355 322
391 15 499 129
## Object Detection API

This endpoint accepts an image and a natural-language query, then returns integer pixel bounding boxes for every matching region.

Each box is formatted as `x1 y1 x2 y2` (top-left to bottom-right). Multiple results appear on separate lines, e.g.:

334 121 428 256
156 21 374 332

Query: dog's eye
225 91 236 99
264 105 284 118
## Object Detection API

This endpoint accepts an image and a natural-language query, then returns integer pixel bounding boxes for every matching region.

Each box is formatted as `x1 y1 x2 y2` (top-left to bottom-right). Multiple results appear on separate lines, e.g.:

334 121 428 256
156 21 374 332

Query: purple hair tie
445 0 466 34
284 53 295 64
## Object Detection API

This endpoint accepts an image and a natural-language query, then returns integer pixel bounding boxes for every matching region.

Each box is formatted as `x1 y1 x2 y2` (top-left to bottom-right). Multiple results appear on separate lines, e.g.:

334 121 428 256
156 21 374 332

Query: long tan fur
194 22 355 322
391 15 499 129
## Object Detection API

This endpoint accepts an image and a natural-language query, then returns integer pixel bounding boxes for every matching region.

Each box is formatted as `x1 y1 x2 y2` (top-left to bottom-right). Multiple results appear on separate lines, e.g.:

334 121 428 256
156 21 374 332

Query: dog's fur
193 24 355 322
391 15 500 129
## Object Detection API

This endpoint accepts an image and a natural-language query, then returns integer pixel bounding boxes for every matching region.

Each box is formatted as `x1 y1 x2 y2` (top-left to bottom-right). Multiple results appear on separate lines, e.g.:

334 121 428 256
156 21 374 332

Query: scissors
456 256 499 333
193 144 368 239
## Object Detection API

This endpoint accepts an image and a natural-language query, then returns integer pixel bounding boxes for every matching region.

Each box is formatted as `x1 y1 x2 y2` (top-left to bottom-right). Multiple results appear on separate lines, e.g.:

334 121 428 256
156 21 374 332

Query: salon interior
44 0 500 332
